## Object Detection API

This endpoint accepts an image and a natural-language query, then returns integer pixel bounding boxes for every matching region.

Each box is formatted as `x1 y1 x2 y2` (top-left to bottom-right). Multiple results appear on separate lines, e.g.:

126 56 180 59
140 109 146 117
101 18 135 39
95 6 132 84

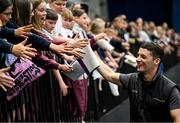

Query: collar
151 68 161 82
138 69 161 87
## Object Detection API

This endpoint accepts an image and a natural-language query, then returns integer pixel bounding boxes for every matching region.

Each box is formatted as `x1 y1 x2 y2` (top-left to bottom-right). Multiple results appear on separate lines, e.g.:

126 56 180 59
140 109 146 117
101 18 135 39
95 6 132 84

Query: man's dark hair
140 42 164 61
46 8 58 21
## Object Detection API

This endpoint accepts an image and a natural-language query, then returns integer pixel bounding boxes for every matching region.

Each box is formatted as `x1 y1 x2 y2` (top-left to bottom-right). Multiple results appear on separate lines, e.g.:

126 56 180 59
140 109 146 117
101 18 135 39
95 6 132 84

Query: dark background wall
172 0 180 32
107 0 172 26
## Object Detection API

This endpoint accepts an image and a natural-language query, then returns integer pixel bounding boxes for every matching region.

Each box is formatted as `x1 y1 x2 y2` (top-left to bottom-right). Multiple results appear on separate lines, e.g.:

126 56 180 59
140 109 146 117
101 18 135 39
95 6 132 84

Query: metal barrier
0 69 82 122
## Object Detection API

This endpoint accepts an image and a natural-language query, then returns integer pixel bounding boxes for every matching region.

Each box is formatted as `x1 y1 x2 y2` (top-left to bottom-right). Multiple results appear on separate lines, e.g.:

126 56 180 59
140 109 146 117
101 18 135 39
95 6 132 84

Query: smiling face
75 13 90 31
0 5 13 26
136 48 160 74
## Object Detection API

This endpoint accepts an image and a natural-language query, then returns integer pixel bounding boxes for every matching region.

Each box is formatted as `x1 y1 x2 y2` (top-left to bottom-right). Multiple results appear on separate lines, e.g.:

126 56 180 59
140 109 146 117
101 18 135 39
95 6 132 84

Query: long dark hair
11 0 32 26
0 0 12 14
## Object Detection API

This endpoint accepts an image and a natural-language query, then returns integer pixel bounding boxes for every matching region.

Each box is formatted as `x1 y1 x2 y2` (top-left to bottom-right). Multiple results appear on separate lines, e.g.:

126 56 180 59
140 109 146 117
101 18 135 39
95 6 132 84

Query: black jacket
128 70 179 122
0 38 13 53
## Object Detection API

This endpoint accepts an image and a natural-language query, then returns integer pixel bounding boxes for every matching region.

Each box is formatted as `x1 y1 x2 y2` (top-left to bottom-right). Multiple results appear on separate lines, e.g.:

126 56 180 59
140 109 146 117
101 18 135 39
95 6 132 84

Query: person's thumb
20 38 28 45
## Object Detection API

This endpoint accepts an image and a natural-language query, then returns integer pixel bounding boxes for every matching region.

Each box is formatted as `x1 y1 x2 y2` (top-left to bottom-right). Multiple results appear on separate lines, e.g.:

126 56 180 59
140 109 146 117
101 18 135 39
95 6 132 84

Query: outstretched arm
95 51 122 86
11 38 37 60
0 38 37 60
52 69 68 96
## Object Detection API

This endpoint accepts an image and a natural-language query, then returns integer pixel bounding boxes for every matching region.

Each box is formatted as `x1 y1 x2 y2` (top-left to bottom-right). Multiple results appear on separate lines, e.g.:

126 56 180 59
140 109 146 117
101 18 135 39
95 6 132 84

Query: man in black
97 42 180 122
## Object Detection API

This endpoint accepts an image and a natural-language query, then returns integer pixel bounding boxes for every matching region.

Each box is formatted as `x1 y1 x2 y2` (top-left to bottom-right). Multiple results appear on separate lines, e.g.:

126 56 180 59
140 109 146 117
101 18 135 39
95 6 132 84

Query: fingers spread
0 67 11 72
26 43 32 47
64 47 73 51
26 47 37 52
23 24 33 32
20 34 28 38
21 38 28 45
0 85 7 92
75 48 85 54
2 81 14 88
21 55 32 60
2 76 14 83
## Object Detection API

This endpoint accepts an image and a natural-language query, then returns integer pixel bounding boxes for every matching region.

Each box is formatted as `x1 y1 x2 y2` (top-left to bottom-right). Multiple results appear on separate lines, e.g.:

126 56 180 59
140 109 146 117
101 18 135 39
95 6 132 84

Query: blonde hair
104 28 118 37
61 8 74 21
90 18 105 34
